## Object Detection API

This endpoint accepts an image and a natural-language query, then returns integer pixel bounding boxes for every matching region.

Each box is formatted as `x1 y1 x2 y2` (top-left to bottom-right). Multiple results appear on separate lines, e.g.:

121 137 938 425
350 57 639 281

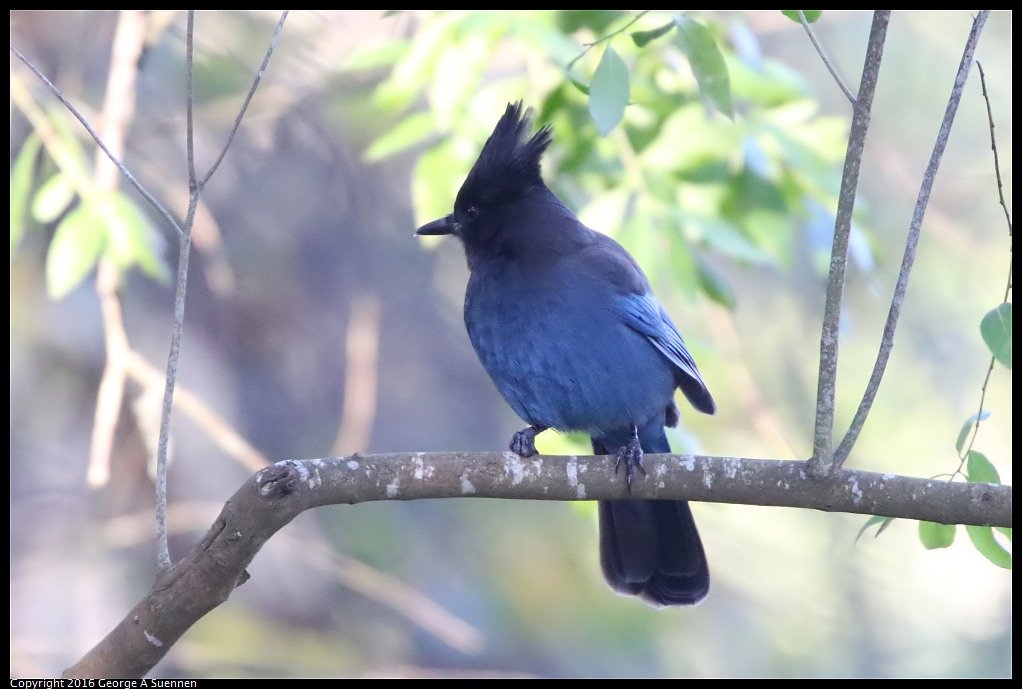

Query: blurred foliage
355 11 807 452
10 79 168 298
348 10 853 312
9 9 1012 679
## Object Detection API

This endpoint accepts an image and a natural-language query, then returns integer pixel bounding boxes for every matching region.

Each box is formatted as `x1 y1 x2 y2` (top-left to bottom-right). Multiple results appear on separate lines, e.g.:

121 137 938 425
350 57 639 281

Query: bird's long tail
593 418 709 607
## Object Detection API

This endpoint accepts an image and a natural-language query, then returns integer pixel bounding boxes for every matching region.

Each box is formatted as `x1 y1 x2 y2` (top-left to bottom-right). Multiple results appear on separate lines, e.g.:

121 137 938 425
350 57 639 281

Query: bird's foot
614 434 646 492
510 424 547 457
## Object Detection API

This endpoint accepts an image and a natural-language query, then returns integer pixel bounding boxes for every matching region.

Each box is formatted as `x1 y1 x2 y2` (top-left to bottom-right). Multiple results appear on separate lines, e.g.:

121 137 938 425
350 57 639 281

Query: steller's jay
416 102 716 606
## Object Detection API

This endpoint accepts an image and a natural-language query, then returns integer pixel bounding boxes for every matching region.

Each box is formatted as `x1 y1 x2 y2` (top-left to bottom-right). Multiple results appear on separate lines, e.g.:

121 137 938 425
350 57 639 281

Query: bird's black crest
457 102 553 209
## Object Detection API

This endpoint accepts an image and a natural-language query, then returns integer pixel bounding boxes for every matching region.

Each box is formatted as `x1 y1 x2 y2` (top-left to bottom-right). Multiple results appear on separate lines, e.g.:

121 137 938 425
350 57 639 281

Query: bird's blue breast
464 258 676 434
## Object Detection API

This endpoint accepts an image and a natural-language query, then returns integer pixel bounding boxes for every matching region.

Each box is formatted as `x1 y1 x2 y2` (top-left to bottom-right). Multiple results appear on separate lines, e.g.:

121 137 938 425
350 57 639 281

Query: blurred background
10 10 1011 678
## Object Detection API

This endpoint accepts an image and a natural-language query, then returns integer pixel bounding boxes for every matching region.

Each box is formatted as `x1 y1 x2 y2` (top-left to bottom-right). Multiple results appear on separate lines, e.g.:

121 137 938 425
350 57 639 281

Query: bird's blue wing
616 292 716 415
575 230 716 415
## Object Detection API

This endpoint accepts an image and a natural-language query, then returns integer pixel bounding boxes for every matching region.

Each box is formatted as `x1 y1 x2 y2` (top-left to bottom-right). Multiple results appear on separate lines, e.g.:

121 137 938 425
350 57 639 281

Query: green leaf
589 45 630 136
955 410 991 453
965 525 1012 569
100 192 169 283
631 21 675 48
365 112 435 162
46 202 106 299
568 77 591 96
855 515 894 544
965 451 1000 485
371 14 458 112
918 521 955 550
980 302 1011 369
11 133 42 258
32 172 77 224
996 527 1011 542
781 10 823 23
672 16 735 119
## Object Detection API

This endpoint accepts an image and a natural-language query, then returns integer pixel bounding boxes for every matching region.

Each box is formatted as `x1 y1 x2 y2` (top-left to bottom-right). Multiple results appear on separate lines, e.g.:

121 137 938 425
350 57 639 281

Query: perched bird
416 102 716 606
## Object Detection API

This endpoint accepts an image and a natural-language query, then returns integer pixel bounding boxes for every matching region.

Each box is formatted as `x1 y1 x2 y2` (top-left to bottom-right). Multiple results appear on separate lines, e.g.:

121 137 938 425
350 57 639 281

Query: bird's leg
510 424 548 457
665 400 680 428
614 424 645 491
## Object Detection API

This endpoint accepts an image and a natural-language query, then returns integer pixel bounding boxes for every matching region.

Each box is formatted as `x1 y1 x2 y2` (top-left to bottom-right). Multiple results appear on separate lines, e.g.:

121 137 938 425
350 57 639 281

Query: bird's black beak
415 215 459 237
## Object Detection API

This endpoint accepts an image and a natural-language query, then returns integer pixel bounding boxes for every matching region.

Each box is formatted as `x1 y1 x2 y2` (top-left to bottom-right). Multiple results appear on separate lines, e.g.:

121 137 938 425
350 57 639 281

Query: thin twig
9 43 184 237
154 10 288 571
155 217 195 572
834 11 991 467
185 11 197 190
809 11 889 475
976 61 1013 237
8 76 94 192
199 10 289 188
155 12 198 572
954 356 996 480
954 58 1013 478
566 10 650 74
798 10 856 104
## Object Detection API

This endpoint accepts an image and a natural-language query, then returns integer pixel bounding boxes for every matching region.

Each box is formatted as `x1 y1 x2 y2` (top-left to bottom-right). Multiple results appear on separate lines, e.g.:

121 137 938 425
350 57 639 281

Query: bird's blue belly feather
465 267 675 433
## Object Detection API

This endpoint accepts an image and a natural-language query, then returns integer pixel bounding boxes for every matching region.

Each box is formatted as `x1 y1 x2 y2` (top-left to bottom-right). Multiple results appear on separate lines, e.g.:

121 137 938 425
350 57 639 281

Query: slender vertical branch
976 61 1013 237
155 207 196 571
185 11 197 190
155 11 199 572
834 11 991 467
809 11 889 475
945 55 1011 479
332 295 383 455
199 10 289 187
154 10 289 571
88 11 149 488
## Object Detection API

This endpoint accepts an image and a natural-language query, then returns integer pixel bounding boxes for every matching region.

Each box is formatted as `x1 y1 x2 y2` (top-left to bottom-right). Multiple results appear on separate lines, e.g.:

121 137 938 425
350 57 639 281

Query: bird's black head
415 102 553 240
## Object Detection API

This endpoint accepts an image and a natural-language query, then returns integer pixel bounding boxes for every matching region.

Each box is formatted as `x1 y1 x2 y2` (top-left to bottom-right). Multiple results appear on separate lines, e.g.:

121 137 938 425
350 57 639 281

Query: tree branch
63 451 1011 678
155 9 287 572
834 10 991 467
953 57 1012 479
797 10 855 104
810 10 890 474
198 9 289 188
976 61 1013 237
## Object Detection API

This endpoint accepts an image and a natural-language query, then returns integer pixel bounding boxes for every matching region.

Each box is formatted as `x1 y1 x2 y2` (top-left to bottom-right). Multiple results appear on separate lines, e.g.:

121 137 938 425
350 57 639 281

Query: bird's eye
466 206 480 220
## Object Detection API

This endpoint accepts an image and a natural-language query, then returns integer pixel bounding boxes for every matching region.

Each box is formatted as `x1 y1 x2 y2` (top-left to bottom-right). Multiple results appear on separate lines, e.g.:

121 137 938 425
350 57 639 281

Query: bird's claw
510 424 545 457
614 436 646 492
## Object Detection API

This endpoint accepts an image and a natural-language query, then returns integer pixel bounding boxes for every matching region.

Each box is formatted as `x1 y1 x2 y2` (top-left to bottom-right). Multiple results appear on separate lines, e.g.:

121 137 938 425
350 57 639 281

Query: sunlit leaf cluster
346 10 855 310
10 103 168 299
